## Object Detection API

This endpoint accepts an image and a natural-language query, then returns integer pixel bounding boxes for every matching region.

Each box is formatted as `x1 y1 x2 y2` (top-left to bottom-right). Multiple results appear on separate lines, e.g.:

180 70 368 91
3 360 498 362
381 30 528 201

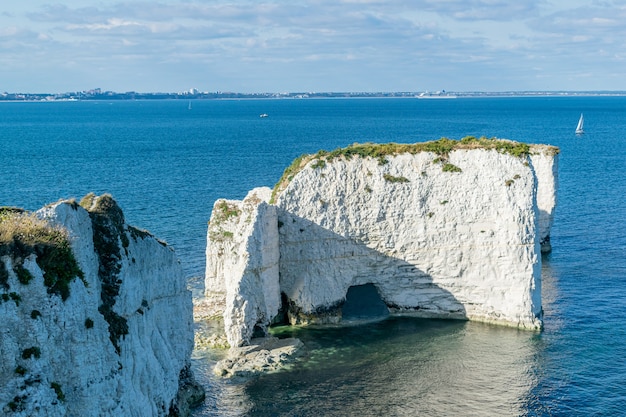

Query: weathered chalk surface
206 139 559 350
213 337 305 378
1 195 203 417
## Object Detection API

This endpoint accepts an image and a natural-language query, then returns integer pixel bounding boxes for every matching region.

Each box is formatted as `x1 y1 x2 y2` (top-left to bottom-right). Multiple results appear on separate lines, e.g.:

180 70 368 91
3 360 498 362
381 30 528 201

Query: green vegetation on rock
271 137 541 202
16 265 34 285
0 207 84 300
21 346 41 360
80 193 129 355
442 163 463 173
213 201 241 224
50 382 65 402
383 173 410 183
208 200 242 242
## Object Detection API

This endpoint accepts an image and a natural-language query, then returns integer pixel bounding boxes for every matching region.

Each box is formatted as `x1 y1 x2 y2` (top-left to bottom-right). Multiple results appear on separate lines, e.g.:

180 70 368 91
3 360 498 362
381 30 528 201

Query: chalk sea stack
206 137 559 352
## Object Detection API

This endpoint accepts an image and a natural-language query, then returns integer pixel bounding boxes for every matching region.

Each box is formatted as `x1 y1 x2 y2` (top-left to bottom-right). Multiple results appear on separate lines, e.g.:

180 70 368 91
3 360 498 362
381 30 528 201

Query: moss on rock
80 193 129 355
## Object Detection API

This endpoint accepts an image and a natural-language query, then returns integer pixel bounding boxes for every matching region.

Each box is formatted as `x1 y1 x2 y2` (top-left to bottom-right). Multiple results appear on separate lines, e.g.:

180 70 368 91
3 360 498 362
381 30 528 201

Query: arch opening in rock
341 283 389 321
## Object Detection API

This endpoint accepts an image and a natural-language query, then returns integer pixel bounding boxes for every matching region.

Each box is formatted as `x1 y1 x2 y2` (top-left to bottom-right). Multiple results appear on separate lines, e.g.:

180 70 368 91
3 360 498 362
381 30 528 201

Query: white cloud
2 0 626 92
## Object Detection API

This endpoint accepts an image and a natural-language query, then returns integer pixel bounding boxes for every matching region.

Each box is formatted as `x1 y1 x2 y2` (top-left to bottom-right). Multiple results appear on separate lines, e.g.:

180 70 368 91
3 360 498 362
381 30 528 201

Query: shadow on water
193 316 544 417
194 316 545 417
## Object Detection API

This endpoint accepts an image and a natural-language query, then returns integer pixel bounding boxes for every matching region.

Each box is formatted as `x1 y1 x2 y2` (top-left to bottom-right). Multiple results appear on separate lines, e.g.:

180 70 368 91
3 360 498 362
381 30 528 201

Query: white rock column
205 187 280 347
529 145 559 253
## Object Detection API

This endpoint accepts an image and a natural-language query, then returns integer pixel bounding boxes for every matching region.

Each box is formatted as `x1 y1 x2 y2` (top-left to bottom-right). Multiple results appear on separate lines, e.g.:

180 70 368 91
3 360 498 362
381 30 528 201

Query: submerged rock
206 138 559 349
0 195 203 416
214 337 305 378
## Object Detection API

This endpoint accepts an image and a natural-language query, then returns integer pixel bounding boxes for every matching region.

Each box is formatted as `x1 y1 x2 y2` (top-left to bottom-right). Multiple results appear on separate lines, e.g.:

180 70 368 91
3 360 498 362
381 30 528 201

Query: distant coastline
2 89 626 102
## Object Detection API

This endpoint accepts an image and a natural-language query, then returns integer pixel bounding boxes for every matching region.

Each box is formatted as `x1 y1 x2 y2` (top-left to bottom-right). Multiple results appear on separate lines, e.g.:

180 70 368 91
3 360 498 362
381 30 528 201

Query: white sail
576 113 584 134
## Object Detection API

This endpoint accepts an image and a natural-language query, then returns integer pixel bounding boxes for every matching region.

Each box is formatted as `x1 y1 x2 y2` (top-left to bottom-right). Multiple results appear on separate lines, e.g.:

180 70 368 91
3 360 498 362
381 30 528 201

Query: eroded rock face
530 147 559 253
205 188 280 348
205 140 559 348
278 148 543 328
0 196 203 417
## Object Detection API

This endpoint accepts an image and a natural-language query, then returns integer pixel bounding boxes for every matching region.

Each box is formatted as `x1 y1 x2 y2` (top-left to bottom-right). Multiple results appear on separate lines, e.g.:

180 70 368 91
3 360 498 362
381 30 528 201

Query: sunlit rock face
206 140 559 347
205 188 280 348
0 196 203 417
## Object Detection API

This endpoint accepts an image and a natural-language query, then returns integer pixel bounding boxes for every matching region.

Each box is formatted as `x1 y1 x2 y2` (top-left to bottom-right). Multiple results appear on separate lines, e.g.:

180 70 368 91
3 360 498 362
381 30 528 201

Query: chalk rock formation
530 148 559 252
0 195 203 417
205 188 280 348
213 337 304 378
206 139 559 348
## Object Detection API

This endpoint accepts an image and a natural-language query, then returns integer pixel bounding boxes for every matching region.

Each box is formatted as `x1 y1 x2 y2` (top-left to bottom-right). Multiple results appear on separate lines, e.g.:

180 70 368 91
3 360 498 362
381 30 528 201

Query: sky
2 0 626 93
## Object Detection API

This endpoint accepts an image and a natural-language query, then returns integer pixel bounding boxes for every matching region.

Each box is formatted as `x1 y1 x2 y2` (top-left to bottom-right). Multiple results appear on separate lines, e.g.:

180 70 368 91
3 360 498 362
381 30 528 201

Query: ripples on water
2 97 626 415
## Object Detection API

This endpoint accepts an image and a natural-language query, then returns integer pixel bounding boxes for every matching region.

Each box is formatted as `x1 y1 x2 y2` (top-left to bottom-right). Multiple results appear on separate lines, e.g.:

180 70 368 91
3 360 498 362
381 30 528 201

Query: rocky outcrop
0 195 203 417
206 138 559 348
213 337 305 378
530 148 559 253
205 188 281 348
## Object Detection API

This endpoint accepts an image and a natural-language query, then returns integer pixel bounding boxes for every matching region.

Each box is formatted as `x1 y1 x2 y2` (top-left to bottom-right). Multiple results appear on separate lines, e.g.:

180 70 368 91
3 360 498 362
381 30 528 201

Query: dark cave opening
341 283 389 321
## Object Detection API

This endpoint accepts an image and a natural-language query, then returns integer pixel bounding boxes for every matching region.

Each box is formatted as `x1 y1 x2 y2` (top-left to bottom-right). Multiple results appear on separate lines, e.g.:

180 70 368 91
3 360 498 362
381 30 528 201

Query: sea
1 96 625 416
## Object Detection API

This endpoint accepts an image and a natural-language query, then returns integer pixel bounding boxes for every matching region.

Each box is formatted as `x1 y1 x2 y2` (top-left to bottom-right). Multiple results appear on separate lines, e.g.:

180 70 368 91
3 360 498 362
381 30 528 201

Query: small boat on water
259 113 269 118
188 101 192 110
576 113 584 134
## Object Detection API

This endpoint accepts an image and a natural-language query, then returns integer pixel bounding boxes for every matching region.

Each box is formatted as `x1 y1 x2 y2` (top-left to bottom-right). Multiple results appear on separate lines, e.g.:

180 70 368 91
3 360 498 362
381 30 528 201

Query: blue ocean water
1 97 625 416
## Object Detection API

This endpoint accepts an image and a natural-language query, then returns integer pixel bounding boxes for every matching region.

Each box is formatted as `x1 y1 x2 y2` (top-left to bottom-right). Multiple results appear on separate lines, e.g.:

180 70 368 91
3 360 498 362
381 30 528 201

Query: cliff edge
206 137 559 349
1 194 204 416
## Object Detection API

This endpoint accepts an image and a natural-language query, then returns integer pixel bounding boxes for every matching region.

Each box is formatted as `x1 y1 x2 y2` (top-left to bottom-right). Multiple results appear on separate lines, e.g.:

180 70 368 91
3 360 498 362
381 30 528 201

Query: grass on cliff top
0 207 84 299
0 208 67 250
270 136 551 203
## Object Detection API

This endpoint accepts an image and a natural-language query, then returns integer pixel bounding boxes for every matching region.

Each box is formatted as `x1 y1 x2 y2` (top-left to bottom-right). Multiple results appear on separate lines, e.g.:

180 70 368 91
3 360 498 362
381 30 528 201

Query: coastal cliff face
205 138 559 348
0 195 203 417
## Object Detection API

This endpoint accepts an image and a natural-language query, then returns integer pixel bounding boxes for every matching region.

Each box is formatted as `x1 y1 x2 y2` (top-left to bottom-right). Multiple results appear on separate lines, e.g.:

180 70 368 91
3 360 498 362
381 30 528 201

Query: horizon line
4 89 626 97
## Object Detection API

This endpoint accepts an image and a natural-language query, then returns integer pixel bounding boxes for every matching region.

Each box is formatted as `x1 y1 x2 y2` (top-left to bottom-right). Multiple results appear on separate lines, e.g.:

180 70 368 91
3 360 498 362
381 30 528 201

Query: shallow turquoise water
1 97 625 415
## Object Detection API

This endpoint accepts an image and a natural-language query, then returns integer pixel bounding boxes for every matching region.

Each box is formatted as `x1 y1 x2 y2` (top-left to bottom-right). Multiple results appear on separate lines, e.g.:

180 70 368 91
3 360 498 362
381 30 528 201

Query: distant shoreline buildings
1 88 626 102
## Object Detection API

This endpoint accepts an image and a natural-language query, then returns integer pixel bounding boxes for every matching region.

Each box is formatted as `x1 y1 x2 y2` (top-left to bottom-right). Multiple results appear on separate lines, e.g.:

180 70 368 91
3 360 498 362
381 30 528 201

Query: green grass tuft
51 382 65 402
442 163 462 173
383 173 410 183
21 346 41 360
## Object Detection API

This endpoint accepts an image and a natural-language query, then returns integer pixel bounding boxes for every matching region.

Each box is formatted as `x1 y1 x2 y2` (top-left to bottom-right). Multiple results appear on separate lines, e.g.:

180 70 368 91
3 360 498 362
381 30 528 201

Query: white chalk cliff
205 188 280 348
205 138 559 348
1 195 203 416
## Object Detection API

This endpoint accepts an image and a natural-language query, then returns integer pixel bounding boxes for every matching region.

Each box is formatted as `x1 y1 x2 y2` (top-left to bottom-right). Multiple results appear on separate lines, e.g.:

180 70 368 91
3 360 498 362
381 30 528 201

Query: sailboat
575 113 584 134
188 100 192 110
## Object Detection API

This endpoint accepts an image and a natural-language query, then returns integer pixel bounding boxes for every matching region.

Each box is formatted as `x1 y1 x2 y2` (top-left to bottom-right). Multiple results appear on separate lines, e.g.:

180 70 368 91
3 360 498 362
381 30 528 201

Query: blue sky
2 0 625 93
